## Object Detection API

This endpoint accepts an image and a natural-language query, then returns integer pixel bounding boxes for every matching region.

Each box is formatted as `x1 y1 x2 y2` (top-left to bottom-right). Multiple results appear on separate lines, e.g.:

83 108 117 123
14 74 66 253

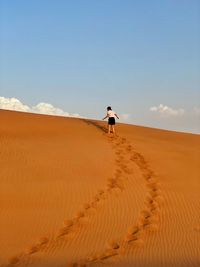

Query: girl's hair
107 106 112 111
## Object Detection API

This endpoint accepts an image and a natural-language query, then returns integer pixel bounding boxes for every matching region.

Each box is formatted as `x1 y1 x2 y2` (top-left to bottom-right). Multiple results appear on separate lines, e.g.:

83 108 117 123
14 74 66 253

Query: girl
102 106 119 135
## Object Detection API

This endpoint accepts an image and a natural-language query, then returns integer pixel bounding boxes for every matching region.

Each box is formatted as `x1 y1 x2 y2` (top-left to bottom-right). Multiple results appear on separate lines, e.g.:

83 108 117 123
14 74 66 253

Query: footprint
8 256 20 265
75 211 85 220
98 250 118 260
126 145 132 152
125 233 139 243
97 189 104 195
26 245 40 255
148 200 160 210
140 209 152 220
107 240 120 250
67 263 80 267
57 228 69 238
63 220 74 227
36 237 49 249
149 190 160 198
153 195 164 205
146 181 160 189
123 167 133 174
127 225 140 235
86 254 98 263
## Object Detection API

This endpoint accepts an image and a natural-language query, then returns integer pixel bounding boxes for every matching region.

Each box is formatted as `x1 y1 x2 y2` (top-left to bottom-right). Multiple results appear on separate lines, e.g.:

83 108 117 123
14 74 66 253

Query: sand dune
0 109 199 267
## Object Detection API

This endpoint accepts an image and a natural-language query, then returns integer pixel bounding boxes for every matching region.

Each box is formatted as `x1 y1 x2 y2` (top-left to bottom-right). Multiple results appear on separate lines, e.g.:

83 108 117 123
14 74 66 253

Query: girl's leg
108 125 111 134
112 125 115 135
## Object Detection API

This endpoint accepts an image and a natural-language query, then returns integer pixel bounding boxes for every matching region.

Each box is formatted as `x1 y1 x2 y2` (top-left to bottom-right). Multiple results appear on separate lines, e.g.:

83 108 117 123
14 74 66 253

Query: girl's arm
102 114 108 120
115 113 119 119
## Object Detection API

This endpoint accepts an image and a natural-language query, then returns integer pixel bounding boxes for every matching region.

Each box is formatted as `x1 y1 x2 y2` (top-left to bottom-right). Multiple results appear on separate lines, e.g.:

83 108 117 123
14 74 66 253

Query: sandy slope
0 110 199 267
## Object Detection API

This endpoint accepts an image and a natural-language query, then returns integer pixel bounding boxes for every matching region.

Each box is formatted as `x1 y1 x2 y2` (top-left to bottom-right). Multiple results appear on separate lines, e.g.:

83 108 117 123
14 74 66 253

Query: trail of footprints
3 120 163 267
68 121 163 267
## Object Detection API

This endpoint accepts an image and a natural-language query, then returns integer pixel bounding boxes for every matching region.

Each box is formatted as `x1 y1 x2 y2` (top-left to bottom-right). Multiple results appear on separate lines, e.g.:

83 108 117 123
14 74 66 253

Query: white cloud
32 102 70 116
193 107 200 116
150 104 185 116
0 97 31 112
0 96 80 118
148 104 200 134
120 113 131 121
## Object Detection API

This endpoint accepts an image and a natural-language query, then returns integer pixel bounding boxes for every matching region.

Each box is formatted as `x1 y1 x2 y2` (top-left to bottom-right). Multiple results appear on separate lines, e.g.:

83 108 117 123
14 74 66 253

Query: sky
0 0 199 133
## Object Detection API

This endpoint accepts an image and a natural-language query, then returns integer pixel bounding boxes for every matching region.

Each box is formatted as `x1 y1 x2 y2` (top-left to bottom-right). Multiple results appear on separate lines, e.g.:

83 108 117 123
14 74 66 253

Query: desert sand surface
0 109 200 267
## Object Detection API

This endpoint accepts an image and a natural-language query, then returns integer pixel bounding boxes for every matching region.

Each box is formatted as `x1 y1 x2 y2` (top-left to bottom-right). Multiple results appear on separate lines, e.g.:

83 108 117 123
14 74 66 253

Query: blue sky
0 1 199 133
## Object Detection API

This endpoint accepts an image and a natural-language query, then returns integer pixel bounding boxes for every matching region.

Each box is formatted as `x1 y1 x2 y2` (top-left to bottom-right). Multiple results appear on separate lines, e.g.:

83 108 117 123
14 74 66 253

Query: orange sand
0 109 199 267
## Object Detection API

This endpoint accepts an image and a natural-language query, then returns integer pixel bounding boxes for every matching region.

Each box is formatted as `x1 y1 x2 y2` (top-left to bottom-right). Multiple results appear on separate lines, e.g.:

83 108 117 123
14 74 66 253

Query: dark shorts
108 117 115 125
